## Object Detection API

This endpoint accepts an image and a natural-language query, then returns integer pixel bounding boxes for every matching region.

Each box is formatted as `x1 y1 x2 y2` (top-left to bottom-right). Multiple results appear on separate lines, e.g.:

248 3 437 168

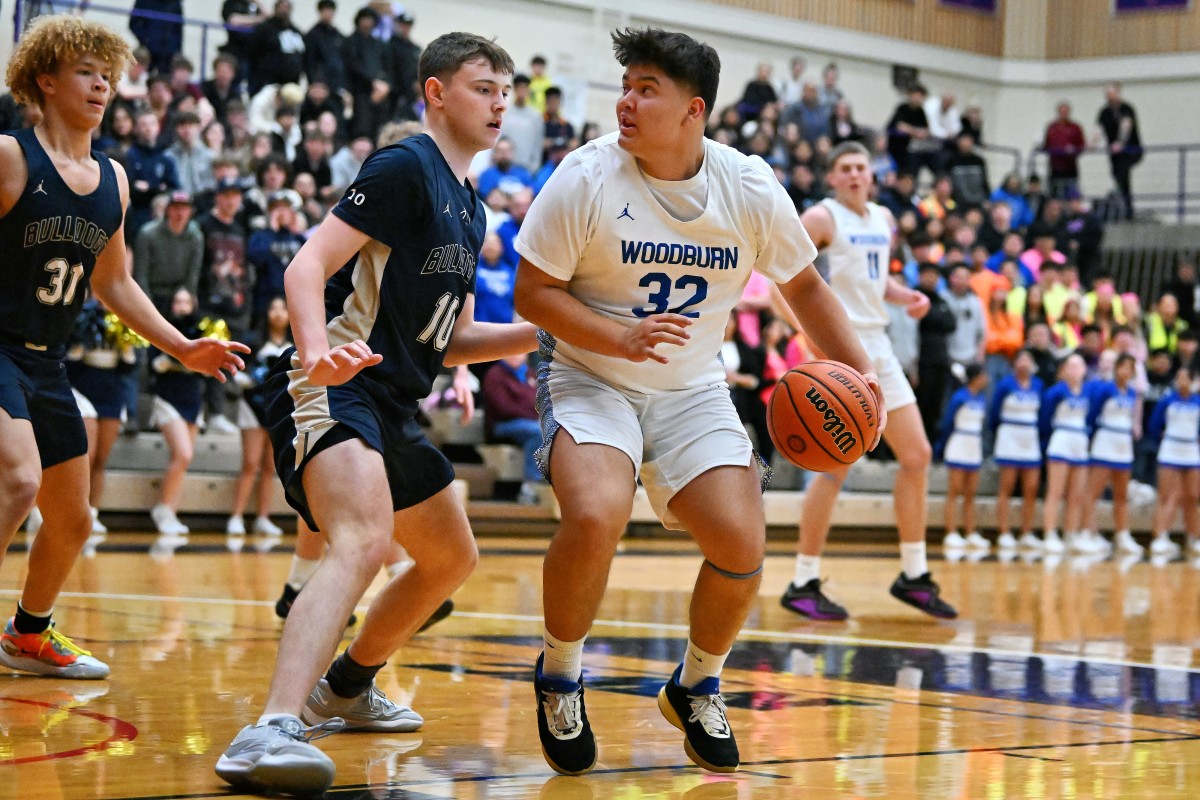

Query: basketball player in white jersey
780 141 958 622
514 29 883 775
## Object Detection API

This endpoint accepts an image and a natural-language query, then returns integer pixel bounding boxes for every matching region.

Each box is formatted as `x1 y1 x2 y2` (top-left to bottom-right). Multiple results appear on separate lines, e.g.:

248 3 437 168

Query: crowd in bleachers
3 2 1195 553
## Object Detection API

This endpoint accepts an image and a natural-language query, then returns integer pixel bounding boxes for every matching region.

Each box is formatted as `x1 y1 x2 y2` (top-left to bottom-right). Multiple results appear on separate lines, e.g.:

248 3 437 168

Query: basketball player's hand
177 338 251 382
862 370 887 449
305 340 383 386
620 314 691 364
906 291 930 319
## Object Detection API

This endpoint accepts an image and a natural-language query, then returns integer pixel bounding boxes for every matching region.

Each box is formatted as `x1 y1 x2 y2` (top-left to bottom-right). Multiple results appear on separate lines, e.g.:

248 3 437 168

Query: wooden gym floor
2 532 1200 799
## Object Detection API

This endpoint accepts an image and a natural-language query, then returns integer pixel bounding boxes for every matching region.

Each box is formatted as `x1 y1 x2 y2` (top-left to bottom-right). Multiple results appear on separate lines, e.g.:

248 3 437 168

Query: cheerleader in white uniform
1038 353 1091 554
1079 353 1139 556
1148 366 1200 558
937 364 989 550
989 349 1044 550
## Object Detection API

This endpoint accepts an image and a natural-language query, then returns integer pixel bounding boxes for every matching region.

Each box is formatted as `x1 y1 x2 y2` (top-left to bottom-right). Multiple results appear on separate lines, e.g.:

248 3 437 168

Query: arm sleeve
330 146 424 250
513 149 600 282
742 155 816 284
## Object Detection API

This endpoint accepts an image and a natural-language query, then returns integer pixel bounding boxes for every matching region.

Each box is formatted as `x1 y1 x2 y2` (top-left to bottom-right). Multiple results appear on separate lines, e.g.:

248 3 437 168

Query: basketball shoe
302 678 423 732
657 665 739 773
779 579 849 621
889 572 958 619
534 653 597 775
0 619 109 679
215 714 342 795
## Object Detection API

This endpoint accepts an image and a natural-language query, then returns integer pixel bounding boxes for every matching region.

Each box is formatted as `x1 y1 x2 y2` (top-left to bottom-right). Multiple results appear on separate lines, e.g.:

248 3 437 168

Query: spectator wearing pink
1020 222 1066 281
736 270 772 346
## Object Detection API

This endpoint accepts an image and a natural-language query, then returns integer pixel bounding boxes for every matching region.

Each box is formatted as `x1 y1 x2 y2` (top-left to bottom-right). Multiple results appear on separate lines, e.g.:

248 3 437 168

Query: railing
1027 143 1200 224
13 0 244 82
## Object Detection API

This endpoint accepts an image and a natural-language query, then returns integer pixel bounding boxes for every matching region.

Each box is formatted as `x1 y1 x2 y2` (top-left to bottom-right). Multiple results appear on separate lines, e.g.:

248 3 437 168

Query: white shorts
1089 428 1133 469
72 388 97 420
236 397 261 430
150 395 183 429
1159 438 1200 470
993 422 1041 467
858 329 916 413
537 363 757 530
944 431 983 470
1047 428 1089 465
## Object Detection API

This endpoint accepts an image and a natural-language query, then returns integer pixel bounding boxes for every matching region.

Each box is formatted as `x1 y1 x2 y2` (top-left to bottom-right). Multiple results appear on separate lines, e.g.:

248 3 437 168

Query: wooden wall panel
706 0 1006 57
1045 0 1200 59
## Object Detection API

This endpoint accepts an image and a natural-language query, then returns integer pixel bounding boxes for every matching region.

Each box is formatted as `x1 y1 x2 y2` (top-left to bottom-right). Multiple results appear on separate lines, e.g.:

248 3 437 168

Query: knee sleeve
703 559 763 580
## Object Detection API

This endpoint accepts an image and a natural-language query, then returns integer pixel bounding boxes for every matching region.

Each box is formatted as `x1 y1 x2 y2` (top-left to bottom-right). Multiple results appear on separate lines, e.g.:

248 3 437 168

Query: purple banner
940 0 997 11
1115 0 1190 10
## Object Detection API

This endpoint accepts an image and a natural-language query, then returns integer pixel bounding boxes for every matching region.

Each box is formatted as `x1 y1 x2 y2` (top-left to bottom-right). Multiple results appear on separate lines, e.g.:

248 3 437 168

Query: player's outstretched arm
884 277 930 319
443 294 538 367
91 164 250 382
779 267 887 445
284 214 382 386
514 257 692 364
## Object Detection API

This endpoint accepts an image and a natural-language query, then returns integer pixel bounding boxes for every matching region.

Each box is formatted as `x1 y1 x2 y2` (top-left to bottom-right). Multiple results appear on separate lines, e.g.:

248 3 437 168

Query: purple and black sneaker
780 579 849 621
889 572 958 619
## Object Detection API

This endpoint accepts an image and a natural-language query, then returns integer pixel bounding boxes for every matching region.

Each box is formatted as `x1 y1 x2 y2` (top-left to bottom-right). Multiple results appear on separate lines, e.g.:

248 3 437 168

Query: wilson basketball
767 361 879 472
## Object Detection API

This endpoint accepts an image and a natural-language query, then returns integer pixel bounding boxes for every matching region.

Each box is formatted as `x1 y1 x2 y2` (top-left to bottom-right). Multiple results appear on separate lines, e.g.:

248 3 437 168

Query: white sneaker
997 532 1018 550
25 506 42 535
965 531 991 551
215 714 343 795
1116 531 1144 557
150 504 188 536
1086 531 1113 558
206 414 240 436
1043 531 1066 554
1068 530 1093 554
90 507 107 535
253 516 283 536
943 531 967 549
226 515 246 535
302 678 424 732
1018 531 1043 550
1150 535 1181 558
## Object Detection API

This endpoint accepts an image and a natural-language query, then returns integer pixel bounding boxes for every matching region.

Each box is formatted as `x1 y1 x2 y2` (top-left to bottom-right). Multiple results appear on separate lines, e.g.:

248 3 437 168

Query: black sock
13 604 51 635
325 651 385 699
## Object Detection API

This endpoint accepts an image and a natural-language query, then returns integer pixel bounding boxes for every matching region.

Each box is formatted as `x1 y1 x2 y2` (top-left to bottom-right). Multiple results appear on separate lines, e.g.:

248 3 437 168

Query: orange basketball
767 361 880 472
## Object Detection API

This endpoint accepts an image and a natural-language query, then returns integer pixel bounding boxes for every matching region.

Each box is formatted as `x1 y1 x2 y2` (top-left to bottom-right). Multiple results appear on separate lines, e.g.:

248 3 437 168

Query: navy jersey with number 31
324 134 484 405
0 128 123 354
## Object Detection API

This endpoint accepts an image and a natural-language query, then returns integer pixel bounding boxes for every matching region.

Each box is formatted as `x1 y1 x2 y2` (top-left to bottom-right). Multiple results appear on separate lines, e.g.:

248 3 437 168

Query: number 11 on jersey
866 251 880 280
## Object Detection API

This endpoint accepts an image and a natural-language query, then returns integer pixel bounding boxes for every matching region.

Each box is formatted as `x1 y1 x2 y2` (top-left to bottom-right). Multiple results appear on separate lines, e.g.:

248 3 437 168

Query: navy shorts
263 349 455 532
0 343 88 469
67 362 132 420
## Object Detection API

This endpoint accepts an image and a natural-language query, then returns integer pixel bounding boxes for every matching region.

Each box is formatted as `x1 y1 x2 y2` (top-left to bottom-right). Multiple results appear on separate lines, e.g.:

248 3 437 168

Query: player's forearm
884 277 918 306
92 272 189 356
781 274 873 377
285 255 333 369
443 321 538 366
514 281 632 360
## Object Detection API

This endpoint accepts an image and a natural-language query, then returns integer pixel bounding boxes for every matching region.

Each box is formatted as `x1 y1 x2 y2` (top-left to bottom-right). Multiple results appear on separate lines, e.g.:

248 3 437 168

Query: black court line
1001 752 1065 762
90 733 1200 800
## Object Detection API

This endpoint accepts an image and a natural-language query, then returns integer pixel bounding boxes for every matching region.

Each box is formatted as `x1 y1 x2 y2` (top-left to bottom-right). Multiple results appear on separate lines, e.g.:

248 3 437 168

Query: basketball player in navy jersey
216 33 537 796
0 15 249 680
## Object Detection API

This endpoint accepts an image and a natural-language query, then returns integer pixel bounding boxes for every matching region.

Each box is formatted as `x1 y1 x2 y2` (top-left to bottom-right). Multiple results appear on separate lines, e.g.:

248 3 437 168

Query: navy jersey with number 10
323 134 484 405
0 128 123 355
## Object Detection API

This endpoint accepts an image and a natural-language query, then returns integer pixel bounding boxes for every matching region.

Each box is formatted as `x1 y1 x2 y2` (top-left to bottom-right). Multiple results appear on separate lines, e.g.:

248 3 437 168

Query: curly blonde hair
6 15 131 108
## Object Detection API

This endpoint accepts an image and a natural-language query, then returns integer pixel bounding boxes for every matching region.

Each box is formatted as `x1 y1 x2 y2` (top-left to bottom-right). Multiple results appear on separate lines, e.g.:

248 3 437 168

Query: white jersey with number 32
820 198 893 332
515 132 816 394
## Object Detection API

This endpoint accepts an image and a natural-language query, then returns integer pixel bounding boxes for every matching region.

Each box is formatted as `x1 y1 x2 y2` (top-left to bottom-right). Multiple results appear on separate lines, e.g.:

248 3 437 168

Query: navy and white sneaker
658 664 738 773
534 653 597 775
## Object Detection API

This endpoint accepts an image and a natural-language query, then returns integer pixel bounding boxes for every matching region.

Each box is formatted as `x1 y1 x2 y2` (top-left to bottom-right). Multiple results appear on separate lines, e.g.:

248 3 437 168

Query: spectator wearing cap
502 74 544 174
126 109 181 245
478 138 534 199
247 0 307 95
344 6 393 139
135 191 205 314
304 0 347 93
542 87 575 164
388 8 421 119
247 191 306 323
528 55 552 114
168 112 216 196
292 127 334 190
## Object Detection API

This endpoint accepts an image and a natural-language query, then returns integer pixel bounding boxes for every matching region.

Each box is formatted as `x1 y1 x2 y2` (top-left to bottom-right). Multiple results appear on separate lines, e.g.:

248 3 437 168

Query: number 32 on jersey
632 272 709 318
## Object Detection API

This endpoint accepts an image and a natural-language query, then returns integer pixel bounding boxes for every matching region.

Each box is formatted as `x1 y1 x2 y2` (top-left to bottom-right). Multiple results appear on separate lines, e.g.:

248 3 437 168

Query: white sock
286 556 321 591
542 628 585 682
900 541 928 580
1117 529 1131 538
18 601 53 618
679 639 729 689
792 554 820 587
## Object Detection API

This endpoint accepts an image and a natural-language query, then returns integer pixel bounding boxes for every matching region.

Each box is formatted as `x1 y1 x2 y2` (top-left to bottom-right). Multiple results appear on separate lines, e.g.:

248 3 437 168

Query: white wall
3 0 1197 202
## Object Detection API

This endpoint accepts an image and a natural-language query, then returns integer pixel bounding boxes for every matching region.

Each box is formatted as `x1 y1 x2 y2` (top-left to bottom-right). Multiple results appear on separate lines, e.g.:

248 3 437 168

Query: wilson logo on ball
804 387 858 454
827 369 876 429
